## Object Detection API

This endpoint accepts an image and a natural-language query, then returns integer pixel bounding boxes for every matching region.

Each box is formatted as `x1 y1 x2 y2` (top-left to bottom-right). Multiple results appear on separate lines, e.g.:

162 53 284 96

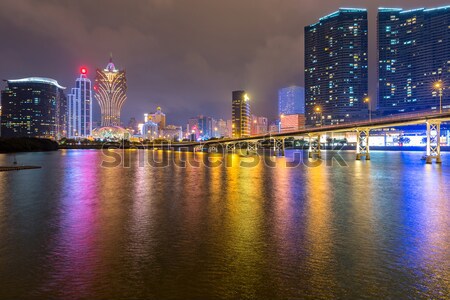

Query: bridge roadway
146 111 450 164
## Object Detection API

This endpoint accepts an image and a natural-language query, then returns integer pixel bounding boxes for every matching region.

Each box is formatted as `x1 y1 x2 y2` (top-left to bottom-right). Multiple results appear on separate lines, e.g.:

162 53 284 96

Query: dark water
0 149 449 299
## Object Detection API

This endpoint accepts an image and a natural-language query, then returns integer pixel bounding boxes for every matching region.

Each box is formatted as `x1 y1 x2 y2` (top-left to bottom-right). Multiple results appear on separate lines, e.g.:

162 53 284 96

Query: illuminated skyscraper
278 86 305 116
305 8 368 126
378 6 450 114
68 67 92 137
1 77 66 139
95 56 127 126
232 90 251 137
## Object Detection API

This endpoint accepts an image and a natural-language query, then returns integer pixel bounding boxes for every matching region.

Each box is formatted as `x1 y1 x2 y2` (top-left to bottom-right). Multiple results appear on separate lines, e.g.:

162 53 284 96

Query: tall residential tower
305 8 368 126
378 6 450 114
95 56 127 126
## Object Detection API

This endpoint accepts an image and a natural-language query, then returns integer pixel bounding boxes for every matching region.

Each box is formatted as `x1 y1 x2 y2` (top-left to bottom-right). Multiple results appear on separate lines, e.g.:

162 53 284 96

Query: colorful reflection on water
0 150 449 299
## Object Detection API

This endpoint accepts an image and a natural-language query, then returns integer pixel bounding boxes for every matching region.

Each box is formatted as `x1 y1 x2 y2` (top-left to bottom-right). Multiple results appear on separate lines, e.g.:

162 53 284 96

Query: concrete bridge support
308 135 321 159
271 138 285 156
356 129 371 161
425 121 442 164
246 141 258 154
208 144 218 153
225 143 236 153
194 145 203 153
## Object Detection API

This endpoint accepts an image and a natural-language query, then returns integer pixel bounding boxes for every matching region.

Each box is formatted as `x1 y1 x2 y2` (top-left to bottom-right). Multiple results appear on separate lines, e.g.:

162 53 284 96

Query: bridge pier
225 142 236 153
356 128 370 161
246 141 258 154
425 121 442 164
208 144 218 153
271 138 285 156
194 144 203 153
308 135 321 159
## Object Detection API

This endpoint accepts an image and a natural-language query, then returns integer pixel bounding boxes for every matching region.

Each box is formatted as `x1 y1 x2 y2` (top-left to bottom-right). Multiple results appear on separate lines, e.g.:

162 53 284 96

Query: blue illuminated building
305 8 368 126
378 6 450 115
278 86 305 116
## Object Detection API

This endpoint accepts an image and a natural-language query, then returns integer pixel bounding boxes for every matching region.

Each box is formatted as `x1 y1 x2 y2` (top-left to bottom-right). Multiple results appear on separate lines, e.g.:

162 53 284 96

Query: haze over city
1 0 449 124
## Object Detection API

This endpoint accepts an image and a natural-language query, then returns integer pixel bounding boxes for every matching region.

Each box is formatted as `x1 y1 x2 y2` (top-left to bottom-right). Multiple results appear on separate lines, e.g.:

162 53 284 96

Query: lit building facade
146 107 166 129
67 67 92 138
378 6 450 114
95 56 127 126
251 115 268 135
187 115 214 140
305 8 368 126
232 90 251 137
141 120 159 140
280 114 306 131
216 119 228 137
161 125 183 141
278 86 305 116
1 77 66 139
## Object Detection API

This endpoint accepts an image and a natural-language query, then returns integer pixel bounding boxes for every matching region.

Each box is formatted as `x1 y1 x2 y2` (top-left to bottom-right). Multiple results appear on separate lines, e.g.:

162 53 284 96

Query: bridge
147 111 450 164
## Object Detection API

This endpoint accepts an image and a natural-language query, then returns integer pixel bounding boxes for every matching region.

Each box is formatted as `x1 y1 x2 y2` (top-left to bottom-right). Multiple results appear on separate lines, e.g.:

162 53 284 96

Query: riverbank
0 138 58 153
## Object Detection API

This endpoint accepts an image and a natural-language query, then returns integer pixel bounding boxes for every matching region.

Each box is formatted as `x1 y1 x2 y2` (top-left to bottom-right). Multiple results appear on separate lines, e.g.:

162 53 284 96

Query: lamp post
364 96 372 122
434 80 444 114
279 114 284 133
314 106 322 127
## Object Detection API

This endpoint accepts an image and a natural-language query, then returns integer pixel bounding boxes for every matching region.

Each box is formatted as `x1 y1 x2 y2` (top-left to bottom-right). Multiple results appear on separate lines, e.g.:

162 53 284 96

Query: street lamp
433 80 444 114
279 114 285 132
364 96 372 122
314 106 322 126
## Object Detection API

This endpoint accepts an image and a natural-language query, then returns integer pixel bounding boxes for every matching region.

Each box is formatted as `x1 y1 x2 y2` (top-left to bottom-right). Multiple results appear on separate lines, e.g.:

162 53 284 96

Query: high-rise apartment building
1 77 66 139
378 6 450 114
232 90 251 137
67 67 92 138
305 8 368 126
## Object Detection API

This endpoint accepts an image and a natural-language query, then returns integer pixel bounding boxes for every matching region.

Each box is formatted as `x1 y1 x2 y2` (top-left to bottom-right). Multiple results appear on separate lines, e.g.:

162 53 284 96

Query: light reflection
304 161 338 297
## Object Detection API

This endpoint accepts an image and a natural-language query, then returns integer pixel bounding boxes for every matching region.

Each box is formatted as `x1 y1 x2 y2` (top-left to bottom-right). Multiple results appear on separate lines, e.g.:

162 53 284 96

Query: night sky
1 0 448 126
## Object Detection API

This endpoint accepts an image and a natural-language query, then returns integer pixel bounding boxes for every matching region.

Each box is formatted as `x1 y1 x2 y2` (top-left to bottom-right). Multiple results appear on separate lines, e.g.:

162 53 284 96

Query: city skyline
1 1 449 125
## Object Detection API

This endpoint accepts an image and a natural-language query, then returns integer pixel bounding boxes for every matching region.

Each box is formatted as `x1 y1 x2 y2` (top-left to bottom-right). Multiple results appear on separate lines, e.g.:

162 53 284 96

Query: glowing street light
314 106 322 126
433 80 444 114
364 96 372 122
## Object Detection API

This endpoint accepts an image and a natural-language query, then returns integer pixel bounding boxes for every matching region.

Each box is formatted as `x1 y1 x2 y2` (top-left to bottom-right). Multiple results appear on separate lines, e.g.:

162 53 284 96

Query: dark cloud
1 0 448 125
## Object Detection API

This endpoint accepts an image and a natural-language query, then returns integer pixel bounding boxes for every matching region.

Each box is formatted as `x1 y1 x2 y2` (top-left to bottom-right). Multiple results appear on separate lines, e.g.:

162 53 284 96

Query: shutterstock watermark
100 140 349 169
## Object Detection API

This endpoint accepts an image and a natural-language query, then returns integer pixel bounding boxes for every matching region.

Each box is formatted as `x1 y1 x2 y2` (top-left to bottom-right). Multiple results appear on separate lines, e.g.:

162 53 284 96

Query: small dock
0 166 42 172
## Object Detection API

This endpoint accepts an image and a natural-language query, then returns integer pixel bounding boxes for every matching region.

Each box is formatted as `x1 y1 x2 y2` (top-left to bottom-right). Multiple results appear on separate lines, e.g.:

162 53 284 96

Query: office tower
232 90 251 137
378 6 450 114
146 107 166 129
278 86 305 116
67 67 92 138
1 77 66 139
95 55 127 126
305 8 368 126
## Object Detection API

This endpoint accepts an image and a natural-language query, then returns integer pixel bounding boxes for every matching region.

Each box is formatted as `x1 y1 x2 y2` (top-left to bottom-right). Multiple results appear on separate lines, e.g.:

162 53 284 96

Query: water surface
0 150 449 299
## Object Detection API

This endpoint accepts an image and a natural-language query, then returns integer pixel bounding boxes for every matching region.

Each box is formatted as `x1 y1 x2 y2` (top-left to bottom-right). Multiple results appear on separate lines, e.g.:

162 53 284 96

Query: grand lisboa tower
94 55 127 126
